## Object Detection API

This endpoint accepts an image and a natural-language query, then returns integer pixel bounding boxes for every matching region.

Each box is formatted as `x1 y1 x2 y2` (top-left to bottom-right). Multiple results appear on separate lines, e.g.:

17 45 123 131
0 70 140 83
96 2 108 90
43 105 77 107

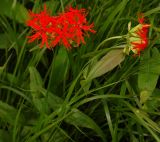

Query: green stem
60 0 64 12
96 35 126 50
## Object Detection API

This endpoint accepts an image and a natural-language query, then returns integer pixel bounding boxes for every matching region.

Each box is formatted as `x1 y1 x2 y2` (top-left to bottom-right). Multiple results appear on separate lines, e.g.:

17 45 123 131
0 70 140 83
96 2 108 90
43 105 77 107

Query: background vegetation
0 0 160 141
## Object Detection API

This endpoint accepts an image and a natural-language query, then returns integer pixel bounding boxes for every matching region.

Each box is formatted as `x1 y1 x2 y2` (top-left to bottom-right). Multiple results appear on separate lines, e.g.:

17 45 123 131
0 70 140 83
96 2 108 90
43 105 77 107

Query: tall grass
0 0 160 141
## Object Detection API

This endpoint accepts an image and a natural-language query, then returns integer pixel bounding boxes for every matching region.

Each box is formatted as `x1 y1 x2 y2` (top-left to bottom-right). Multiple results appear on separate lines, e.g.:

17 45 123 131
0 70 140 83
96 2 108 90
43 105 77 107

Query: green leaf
103 100 114 138
47 92 63 110
65 109 106 142
0 101 23 125
138 48 160 95
0 1 28 23
29 66 43 98
42 128 71 142
143 89 160 111
33 98 50 114
29 67 49 114
124 101 160 141
87 49 125 80
0 34 10 49
0 85 31 102
0 129 11 142
48 48 69 93
13 2 29 23
37 86 64 110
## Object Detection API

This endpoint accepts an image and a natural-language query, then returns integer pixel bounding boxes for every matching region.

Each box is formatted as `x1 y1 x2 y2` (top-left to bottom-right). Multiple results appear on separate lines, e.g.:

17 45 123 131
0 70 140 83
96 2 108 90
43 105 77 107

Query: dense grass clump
0 0 160 142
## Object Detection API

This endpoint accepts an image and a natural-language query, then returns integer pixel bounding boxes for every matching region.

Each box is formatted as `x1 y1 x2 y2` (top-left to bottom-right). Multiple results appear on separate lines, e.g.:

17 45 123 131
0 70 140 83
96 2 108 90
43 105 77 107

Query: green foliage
0 100 23 125
138 48 160 92
0 0 28 23
0 129 11 142
138 48 160 104
0 0 160 142
65 109 106 142
47 48 69 93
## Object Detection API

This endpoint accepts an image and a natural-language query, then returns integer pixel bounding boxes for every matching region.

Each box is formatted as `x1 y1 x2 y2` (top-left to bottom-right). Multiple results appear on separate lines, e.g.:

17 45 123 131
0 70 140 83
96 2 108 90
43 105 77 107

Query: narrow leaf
0 101 23 125
65 109 106 142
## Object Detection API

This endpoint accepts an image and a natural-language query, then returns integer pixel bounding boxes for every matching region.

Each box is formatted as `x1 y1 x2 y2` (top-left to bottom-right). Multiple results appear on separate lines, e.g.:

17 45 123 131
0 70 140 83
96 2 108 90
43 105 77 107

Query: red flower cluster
130 14 150 55
26 5 96 49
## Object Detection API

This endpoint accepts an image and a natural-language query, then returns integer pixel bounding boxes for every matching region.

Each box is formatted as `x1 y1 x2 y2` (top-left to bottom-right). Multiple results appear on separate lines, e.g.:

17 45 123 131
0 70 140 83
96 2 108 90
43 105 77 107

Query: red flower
26 6 96 49
26 5 55 48
51 6 96 48
130 14 150 55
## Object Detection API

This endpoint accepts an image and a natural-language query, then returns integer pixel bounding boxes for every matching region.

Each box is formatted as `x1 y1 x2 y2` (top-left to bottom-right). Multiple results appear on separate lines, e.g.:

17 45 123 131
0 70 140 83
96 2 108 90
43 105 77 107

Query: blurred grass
0 0 160 142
